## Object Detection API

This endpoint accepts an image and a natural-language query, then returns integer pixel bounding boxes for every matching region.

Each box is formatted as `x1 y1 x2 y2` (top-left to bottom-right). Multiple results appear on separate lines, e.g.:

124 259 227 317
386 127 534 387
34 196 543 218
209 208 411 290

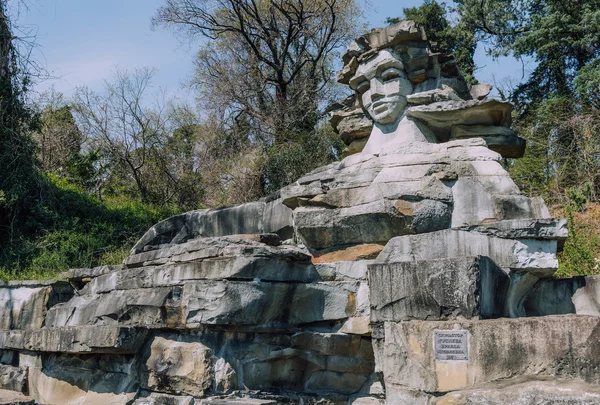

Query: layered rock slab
368 256 509 322
376 315 600 393
433 380 600 405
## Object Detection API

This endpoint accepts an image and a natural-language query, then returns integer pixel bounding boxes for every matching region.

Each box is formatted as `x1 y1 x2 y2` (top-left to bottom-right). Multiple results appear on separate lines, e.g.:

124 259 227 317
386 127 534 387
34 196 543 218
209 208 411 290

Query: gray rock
469 83 493 100
86 256 320 294
406 85 462 105
368 256 509 322
59 265 122 283
0 281 74 330
433 380 600 404
0 390 34 405
456 218 568 240
28 353 138 405
294 202 412 250
376 230 559 276
134 392 195 405
0 364 26 393
494 195 551 221
0 326 149 354
142 336 214 397
124 236 310 269
378 315 600 392
294 198 451 251
183 280 360 327
131 200 293 254
201 398 278 405
45 287 180 328
450 124 526 158
406 99 513 141
522 275 600 317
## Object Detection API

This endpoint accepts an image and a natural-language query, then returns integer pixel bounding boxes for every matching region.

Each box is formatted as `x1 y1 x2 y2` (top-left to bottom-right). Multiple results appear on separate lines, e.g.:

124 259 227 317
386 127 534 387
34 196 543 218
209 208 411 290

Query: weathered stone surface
143 336 213 397
28 354 138 405
134 392 195 405
456 218 568 240
451 125 526 158
379 316 600 393
0 281 74 330
0 327 148 354
0 364 26 393
45 287 180 328
294 203 411 250
433 380 600 404
377 229 559 276
0 389 34 405
494 194 551 221
469 84 492 100
369 256 509 322
183 281 359 327
522 275 600 317
314 260 371 281
131 199 293 254
295 198 451 250
125 236 310 269
86 257 320 294
201 398 278 405
340 317 371 336
406 85 462 105
59 265 122 283
406 99 513 141
342 137 369 157
335 113 373 145
311 245 383 264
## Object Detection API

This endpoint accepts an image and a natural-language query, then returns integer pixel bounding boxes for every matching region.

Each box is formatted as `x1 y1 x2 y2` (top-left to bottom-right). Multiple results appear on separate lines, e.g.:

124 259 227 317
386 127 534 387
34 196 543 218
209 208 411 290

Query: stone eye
382 68 401 81
356 81 370 94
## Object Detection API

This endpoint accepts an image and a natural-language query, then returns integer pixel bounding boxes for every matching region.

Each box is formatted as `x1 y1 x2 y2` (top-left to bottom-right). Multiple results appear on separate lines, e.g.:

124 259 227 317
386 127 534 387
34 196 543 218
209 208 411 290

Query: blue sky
14 0 529 101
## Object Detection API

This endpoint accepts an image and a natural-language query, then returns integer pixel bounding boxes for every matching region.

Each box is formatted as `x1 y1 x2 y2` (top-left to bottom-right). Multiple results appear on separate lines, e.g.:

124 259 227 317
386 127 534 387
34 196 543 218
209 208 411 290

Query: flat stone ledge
0 389 34 405
432 379 600 404
455 218 568 240
0 326 149 354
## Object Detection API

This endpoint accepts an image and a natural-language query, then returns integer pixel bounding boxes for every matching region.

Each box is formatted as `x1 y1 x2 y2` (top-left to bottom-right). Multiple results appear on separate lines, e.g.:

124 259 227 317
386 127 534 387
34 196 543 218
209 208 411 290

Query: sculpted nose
370 78 384 100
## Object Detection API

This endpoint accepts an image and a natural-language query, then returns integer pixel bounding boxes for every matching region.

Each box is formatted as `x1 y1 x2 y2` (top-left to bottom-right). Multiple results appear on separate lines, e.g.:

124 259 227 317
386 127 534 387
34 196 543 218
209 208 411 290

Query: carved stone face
350 50 413 125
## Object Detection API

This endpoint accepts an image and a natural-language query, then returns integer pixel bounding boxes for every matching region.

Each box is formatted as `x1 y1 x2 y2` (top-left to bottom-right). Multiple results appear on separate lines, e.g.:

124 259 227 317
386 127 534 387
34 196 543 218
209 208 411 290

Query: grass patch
0 175 179 280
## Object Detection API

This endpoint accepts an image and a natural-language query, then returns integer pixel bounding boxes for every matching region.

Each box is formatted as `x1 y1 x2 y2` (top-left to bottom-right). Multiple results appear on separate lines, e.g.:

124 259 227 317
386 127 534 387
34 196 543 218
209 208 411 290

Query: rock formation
0 20 599 405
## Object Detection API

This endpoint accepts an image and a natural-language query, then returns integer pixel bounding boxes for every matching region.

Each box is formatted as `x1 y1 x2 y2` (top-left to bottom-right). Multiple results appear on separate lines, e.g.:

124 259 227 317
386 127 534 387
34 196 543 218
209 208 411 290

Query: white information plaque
434 330 468 361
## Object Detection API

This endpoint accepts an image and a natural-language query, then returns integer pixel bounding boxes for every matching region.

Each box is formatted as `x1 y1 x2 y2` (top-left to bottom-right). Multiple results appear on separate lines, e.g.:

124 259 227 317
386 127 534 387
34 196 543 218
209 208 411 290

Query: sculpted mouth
372 101 392 114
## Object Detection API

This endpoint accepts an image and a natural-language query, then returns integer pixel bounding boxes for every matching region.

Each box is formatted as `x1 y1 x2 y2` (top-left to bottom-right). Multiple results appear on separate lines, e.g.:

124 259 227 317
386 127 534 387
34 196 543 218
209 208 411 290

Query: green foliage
387 0 478 83
454 0 600 105
262 124 344 194
0 174 177 280
555 204 600 278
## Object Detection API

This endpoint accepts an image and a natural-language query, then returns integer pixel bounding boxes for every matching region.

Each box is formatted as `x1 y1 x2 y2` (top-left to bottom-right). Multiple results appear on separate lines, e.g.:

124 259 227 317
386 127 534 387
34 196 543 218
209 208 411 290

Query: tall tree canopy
387 0 478 83
154 0 362 141
453 0 600 209
153 0 358 193
0 0 42 241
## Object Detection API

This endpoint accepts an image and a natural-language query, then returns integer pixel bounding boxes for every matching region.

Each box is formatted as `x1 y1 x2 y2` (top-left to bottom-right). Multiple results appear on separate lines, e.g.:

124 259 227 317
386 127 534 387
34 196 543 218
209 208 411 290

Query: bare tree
33 89 83 174
153 0 363 142
73 68 171 203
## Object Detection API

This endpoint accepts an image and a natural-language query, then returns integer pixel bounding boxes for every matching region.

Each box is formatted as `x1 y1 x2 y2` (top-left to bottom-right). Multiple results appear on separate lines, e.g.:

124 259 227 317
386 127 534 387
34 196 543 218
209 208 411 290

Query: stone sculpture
0 21 598 405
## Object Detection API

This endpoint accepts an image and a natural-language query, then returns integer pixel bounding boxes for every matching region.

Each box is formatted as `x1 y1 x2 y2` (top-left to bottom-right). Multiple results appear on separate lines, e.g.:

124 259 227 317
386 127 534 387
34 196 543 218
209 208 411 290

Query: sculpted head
349 49 413 125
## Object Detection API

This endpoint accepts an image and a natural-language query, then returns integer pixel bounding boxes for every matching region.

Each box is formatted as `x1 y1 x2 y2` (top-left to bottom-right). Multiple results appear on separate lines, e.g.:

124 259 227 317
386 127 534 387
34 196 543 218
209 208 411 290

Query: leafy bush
0 174 178 280
555 203 600 278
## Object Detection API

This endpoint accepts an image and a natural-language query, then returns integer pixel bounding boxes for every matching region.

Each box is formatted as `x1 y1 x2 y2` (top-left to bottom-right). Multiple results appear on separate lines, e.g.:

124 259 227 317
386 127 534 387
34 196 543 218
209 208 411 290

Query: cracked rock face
0 20 597 405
